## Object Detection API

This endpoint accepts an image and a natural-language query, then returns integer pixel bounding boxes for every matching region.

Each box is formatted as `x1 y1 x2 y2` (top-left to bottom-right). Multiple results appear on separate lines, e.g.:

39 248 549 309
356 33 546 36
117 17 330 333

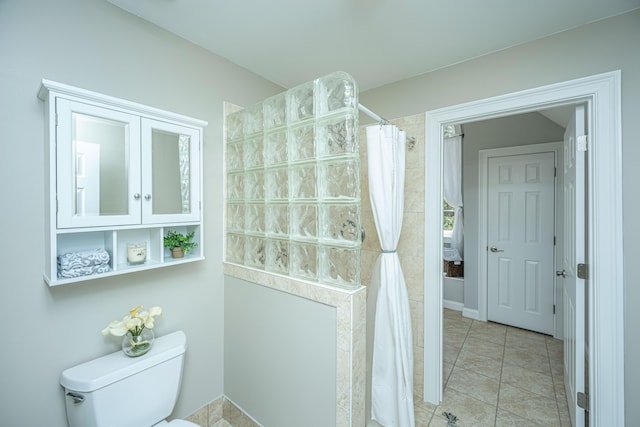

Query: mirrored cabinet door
141 118 201 224
56 99 141 228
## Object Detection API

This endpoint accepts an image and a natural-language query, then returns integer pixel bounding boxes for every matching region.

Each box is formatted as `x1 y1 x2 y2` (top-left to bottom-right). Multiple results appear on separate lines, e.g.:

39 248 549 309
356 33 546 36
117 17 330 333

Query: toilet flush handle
66 391 85 404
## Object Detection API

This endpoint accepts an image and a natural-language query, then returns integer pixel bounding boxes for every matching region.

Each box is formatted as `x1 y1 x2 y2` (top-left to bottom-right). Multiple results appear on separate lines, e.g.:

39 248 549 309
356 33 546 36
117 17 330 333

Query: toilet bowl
60 330 198 427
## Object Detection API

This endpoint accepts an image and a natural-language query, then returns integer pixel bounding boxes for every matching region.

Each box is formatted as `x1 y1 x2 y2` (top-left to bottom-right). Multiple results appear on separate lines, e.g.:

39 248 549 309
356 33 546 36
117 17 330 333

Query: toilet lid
167 420 200 427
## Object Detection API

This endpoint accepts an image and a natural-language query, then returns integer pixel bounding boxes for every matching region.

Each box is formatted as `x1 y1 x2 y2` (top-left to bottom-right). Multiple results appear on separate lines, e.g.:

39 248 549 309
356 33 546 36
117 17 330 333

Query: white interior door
487 152 555 335
562 105 586 427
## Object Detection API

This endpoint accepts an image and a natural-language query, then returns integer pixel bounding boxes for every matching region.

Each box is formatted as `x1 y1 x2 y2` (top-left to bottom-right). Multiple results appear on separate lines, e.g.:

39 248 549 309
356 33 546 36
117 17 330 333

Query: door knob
556 270 567 278
489 246 504 253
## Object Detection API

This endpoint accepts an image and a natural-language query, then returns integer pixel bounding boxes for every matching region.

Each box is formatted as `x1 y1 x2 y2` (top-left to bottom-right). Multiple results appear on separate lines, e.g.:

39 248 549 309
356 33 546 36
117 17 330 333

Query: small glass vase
121 328 154 357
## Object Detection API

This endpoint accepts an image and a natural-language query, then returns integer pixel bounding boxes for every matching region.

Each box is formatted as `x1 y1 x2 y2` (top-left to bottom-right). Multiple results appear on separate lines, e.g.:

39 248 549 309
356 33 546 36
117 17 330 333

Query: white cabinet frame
39 80 207 286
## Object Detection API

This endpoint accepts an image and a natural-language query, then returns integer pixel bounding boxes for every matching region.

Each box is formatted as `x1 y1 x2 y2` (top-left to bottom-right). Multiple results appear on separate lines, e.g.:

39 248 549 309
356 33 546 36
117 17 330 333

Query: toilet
60 330 199 427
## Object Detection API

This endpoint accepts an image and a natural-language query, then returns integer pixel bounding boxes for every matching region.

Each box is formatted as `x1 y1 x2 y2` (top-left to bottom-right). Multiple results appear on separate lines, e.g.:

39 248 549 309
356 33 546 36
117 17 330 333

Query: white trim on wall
423 71 624 426
443 299 464 312
461 307 479 320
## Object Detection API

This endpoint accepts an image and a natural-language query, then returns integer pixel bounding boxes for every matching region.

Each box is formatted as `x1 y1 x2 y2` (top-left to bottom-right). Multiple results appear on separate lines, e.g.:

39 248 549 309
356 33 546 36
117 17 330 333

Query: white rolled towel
57 264 111 279
57 248 111 270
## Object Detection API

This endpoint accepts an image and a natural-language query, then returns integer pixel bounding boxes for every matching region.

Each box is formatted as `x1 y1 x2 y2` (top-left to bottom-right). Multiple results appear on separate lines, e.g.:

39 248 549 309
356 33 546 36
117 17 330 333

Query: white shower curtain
366 125 414 427
443 135 464 258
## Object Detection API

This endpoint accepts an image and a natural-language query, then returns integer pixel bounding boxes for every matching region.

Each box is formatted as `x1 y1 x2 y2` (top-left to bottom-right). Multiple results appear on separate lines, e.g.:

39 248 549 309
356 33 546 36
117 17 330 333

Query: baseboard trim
462 308 479 320
443 299 464 312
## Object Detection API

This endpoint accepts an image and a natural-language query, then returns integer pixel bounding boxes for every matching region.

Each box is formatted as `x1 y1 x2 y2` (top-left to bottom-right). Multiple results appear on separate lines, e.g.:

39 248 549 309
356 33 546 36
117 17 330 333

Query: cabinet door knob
145 194 152 201
133 193 141 200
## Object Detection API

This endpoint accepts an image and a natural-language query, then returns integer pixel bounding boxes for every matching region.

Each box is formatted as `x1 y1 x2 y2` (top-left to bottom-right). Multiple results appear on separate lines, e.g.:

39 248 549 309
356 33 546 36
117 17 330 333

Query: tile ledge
223 262 366 306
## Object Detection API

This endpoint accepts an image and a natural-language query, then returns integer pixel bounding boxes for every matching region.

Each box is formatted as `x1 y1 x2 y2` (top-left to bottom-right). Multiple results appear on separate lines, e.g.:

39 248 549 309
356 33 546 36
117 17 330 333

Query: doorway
441 133 564 424
423 71 624 426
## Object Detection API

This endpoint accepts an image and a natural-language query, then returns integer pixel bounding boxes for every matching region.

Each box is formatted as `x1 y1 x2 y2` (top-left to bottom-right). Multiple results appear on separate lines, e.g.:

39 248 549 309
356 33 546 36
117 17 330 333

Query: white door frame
478 142 562 338
423 71 624 426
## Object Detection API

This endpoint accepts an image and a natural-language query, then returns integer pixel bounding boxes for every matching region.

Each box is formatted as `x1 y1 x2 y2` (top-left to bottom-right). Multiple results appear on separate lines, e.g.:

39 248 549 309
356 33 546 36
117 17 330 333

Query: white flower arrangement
101 305 163 338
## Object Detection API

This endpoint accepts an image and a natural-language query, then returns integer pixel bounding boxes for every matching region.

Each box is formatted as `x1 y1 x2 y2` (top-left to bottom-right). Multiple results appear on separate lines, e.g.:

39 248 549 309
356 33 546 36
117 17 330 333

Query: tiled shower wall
359 113 426 400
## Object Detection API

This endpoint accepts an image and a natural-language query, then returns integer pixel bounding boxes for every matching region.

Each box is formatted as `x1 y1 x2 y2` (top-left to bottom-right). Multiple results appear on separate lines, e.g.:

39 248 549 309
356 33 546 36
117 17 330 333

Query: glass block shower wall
225 71 362 289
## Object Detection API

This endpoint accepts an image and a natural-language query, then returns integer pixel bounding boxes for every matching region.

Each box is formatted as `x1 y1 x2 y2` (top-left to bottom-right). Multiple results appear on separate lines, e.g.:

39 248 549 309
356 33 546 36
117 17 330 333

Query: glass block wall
225 71 361 289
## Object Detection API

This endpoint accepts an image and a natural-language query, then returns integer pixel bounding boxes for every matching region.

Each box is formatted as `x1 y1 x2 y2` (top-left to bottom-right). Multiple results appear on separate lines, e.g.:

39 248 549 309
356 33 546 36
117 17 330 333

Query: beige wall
0 1 281 426
224 276 337 427
360 9 640 425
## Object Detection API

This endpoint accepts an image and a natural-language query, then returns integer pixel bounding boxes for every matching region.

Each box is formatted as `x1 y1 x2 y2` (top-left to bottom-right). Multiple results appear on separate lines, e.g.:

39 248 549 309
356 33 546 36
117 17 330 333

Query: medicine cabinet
39 80 207 286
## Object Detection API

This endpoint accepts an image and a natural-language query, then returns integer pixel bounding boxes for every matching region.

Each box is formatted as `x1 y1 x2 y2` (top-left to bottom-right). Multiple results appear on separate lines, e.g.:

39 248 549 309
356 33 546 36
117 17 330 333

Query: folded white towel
443 248 463 262
57 264 111 279
57 248 110 270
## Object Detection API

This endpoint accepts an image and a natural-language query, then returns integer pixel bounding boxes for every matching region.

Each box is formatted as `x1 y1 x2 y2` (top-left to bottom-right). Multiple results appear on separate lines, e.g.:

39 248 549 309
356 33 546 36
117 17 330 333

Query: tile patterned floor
414 309 571 426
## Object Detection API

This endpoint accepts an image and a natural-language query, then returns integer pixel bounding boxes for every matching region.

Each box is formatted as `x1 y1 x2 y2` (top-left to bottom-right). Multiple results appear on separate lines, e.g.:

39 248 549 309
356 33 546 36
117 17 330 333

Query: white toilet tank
60 330 187 427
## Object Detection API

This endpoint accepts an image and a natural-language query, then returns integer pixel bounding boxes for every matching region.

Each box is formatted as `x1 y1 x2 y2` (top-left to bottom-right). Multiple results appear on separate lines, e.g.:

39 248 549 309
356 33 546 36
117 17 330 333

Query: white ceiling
107 0 639 91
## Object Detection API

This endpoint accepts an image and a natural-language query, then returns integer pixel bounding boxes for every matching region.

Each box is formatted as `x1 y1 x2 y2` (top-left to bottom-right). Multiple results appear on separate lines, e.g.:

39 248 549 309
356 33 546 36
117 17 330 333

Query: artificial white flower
101 320 127 337
101 305 163 338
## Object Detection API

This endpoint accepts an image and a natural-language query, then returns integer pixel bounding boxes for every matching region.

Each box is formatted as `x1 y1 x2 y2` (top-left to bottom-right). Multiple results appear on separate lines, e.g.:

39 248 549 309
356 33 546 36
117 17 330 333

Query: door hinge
554 236 556 246
577 263 588 280
554 167 557 177
577 391 589 411
553 304 556 315
577 135 588 152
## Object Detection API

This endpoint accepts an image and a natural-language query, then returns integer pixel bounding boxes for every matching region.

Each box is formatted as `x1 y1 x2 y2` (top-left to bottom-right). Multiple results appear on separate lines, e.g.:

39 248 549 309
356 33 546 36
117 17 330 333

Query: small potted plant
163 230 197 258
